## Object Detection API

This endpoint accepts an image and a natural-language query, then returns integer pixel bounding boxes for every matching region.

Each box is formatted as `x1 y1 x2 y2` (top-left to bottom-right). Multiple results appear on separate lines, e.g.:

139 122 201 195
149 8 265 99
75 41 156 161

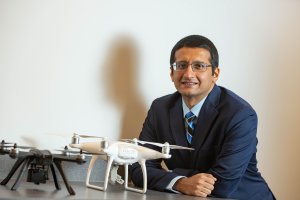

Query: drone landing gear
86 155 113 191
1 156 28 186
85 155 147 194
50 163 61 190
53 158 75 195
124 159 147 194
1 156 34 190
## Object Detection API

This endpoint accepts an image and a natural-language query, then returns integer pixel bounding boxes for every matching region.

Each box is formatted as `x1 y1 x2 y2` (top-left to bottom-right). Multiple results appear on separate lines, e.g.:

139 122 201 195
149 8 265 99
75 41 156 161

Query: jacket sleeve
209 107 258 197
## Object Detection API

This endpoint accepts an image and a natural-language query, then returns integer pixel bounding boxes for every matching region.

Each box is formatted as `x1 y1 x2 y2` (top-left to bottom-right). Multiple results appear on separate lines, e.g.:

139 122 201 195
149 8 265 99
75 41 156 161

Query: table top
0 181 233 200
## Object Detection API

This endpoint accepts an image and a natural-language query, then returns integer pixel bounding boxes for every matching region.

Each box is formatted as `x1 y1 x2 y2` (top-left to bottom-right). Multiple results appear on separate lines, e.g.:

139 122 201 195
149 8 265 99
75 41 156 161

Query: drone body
70 140 171 164
69 134 193 193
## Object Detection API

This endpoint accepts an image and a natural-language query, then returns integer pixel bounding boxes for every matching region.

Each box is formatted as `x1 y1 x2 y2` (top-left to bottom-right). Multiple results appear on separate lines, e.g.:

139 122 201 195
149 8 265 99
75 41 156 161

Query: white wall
1 0 299 199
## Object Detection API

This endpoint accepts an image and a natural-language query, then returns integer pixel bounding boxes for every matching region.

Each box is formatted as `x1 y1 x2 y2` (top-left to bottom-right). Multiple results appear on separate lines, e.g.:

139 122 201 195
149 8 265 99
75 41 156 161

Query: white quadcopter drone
69 133 193 193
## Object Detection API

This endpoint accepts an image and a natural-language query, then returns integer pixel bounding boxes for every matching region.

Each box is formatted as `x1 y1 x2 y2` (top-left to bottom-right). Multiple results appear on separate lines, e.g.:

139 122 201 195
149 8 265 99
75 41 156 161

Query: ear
170 68 174 82
212 67 220 83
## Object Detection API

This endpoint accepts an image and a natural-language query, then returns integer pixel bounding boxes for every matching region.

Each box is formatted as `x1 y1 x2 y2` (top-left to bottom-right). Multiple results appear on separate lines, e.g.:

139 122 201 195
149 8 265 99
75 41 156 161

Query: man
130 35 275 199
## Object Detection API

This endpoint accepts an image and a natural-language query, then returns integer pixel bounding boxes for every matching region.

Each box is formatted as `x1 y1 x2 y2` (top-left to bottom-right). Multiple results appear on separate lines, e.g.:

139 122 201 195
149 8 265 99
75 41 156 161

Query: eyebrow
175 60 207 63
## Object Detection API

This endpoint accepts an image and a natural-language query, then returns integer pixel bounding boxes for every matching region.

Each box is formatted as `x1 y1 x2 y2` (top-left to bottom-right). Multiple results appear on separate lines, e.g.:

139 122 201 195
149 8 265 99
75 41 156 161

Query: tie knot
185 111 196 122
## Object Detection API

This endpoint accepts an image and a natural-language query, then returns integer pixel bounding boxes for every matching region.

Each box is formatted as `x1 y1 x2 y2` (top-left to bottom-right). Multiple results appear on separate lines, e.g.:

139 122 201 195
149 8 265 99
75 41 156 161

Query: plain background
1 1 299 199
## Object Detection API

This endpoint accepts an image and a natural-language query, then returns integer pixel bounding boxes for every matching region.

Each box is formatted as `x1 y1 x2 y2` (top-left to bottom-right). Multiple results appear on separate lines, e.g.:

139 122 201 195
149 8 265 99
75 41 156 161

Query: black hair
170 35 219 75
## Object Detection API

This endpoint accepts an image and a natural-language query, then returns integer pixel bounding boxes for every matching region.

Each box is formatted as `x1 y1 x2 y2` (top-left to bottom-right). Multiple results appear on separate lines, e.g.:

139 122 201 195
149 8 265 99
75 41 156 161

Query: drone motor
71 133 80 144
100 140 108 150
76 149 86 161
161 143 170 155
9 147 19 158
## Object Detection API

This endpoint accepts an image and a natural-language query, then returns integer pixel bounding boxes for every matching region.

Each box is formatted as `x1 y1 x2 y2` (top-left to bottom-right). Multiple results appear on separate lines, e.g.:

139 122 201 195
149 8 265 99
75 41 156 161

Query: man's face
170 47 219 107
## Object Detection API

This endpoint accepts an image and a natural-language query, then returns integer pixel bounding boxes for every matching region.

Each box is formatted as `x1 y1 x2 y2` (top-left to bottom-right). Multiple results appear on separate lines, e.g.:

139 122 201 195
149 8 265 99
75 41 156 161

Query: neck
183 84 215 109
183 97 203 109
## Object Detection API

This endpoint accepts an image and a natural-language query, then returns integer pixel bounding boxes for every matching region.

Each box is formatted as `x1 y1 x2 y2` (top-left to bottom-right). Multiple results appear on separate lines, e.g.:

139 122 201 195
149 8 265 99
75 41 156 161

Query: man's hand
174 173 217 197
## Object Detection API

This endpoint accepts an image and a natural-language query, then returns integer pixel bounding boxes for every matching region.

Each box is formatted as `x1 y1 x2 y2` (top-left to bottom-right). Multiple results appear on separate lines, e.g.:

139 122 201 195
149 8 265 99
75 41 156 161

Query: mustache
180 78 198 82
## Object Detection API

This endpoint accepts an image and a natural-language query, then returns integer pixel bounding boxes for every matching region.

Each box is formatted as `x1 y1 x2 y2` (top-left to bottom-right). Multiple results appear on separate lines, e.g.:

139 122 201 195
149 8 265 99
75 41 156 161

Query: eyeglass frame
171 61 212 72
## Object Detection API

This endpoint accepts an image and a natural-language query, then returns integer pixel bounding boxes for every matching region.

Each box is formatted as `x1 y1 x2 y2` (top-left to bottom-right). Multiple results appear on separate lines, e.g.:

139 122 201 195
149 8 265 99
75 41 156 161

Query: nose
183 64 195 77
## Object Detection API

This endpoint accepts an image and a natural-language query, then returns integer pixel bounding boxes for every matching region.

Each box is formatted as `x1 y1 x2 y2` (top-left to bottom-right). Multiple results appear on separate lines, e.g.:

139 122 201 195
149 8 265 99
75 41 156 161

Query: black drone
0 140 86 195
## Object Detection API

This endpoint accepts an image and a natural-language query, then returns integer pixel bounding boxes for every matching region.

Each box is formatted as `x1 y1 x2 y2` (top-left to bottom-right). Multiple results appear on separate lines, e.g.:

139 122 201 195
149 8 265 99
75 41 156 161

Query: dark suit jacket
130 85 275 200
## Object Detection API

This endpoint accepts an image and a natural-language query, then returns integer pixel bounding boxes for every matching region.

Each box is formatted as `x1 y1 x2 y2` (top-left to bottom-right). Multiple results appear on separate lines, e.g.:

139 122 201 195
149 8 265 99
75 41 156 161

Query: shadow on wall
102 36 147 140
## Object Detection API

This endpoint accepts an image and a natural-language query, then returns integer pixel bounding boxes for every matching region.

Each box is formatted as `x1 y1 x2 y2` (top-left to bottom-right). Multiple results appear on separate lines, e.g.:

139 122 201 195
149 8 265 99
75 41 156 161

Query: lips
181 81 198 86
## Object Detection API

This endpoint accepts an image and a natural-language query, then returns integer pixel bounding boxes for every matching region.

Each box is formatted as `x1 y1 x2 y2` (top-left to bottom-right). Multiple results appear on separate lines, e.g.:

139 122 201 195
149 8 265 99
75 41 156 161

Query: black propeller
121 138 194 150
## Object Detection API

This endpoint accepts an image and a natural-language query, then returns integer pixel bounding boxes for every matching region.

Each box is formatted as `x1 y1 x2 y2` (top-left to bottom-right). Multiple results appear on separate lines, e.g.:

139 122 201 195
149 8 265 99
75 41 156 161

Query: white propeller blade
168 145 194 150
78 134 104 139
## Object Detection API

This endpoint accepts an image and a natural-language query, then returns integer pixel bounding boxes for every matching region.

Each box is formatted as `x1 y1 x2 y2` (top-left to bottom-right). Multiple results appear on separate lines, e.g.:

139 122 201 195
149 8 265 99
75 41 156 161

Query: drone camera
27 167 48 184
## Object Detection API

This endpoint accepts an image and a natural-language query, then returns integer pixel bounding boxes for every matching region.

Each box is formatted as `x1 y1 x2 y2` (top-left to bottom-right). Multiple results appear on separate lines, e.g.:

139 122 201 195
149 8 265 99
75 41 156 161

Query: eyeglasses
171 61 212 72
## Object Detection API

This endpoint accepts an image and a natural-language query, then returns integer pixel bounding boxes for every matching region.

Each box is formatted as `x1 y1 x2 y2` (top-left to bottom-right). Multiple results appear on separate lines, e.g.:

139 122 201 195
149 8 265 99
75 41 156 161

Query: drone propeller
55 146 104 155
47 133 105 139
1 140 14 145
76 134 105 139
121 138 194 150
14 145 35 149
0 143 35 149
55 149 96 155
55 148 82 154
71 133 106 145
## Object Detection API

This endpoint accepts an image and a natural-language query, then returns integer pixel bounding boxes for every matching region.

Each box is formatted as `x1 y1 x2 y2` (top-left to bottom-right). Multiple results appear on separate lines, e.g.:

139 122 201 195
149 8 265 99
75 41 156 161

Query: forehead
175 47 211 63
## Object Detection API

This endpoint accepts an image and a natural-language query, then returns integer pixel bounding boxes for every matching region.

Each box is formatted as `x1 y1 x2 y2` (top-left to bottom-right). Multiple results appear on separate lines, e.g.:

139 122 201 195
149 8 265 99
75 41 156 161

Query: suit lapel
169 97 190 159
169 98 187 147
191 85 220 150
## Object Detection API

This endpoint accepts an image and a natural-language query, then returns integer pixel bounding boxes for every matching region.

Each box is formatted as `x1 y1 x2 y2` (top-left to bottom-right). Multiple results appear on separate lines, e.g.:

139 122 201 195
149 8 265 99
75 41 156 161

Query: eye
192 62 205 70
176 61 188 70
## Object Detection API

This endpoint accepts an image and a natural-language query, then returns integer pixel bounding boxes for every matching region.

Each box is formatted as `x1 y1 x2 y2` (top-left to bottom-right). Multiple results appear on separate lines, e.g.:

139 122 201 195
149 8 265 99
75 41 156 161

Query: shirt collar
182 97 207 118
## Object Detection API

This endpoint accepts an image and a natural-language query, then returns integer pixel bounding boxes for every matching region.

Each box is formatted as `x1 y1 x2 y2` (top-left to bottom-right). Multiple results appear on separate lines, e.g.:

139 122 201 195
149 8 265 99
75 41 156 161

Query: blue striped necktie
184 111 197 144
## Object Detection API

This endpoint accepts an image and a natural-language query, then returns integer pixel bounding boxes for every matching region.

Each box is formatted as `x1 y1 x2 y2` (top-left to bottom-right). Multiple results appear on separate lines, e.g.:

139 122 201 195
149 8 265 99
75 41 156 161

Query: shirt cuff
166 176 185 193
